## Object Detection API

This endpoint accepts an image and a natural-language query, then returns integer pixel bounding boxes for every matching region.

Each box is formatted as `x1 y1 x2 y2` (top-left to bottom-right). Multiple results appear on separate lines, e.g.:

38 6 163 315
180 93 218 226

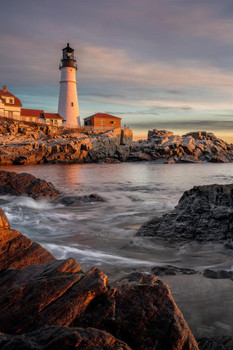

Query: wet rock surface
0 170 60 199
137 183 233 242
0 326 132 350
57 193 105 206
152 265 197 276
203 269 233 280
198 336 233 350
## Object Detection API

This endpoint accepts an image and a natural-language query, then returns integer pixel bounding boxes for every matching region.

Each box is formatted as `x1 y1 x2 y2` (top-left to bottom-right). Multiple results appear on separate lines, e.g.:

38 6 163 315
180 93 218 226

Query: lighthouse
58 43 80 127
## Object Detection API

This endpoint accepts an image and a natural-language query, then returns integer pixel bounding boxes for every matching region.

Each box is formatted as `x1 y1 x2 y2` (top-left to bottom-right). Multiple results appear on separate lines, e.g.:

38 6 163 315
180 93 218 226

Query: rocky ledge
0 208 198 350
128 129 233 163
137 183 233 242
0 118 233 164
0 118 132 165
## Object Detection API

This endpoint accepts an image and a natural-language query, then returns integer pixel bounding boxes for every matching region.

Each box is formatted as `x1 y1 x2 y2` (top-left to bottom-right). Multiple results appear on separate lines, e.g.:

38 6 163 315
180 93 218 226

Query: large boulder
74 272 199 350
0 261 198 349
0 208 55 270
137 184 233 241
0 170 60 199
0 326 131 350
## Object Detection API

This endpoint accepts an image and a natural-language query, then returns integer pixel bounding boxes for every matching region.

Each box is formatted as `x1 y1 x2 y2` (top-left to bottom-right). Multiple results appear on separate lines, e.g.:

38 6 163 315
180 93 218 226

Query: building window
71 102 74 106
101 120 105 126
110 121 115 125
9 98 14 104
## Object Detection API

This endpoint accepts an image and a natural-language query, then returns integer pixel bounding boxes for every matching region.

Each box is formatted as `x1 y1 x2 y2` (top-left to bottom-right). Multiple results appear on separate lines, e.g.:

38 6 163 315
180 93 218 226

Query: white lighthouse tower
58 43 80 127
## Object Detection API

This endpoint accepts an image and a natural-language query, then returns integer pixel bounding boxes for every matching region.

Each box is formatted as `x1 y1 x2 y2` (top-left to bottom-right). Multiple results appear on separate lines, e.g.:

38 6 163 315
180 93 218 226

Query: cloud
130 119 233 132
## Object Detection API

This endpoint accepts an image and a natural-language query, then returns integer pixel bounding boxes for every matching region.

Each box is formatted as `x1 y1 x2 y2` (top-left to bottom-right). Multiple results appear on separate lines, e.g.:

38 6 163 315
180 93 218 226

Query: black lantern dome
59 43 77 70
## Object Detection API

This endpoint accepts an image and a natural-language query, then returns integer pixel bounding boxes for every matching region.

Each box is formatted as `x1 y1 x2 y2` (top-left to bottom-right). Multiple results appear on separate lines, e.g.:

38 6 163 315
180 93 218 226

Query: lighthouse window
71 102 74 107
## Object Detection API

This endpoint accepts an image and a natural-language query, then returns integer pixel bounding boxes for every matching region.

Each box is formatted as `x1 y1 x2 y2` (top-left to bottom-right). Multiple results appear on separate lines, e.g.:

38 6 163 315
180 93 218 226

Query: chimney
3 85 7 92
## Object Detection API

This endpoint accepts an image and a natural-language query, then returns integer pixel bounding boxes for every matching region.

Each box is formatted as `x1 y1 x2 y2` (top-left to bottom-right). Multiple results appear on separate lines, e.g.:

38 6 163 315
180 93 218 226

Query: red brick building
84 113 121 129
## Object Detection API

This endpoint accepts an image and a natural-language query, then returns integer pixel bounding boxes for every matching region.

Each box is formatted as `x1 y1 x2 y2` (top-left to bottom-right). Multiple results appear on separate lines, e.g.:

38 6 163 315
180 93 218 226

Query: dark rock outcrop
152 265 197 276
198 336 233 350
0 326 131 350
0 208 55 270
137 184 233 242
57 193 104 206
203 269 233 280
0 170 60 199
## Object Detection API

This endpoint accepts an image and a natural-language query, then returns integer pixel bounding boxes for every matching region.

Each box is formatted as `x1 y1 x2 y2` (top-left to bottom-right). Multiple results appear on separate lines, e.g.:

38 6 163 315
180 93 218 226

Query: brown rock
0 326 132 350
0 170 60 199
0 259 108 334
74 272 199 350
0 208 55 270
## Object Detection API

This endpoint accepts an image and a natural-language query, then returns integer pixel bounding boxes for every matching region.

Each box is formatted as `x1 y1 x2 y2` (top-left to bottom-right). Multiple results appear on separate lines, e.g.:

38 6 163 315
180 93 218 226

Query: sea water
0 162 233 338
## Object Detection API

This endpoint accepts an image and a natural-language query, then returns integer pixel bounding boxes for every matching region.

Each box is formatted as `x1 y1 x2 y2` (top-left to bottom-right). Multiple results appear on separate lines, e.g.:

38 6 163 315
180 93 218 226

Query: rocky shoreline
0 118 233 165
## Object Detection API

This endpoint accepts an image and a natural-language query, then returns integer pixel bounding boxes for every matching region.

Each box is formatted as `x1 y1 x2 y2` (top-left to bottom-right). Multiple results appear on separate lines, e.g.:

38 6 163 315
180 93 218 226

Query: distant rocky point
0 117 232 164
137 183 233 242
129 129 233 163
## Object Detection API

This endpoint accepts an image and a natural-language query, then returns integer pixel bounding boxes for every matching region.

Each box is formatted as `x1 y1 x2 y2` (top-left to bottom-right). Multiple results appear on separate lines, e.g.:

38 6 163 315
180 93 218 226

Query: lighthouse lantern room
58 43 80 127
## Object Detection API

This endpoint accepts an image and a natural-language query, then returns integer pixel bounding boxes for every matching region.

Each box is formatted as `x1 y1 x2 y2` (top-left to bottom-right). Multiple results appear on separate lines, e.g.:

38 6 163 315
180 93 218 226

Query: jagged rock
152 265 197 276
0 327 132 350
203 269 233 280
198 336 233 350
148 129 174 140
137 184 233 241
0 170 60 199
57 194 104 206
0 208 55 270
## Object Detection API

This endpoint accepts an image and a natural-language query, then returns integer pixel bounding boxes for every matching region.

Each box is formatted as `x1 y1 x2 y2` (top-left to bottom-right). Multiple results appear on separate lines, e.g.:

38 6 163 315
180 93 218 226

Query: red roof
84 113 121 121
21 109 44 118
0 89 22 107
44 113 63 120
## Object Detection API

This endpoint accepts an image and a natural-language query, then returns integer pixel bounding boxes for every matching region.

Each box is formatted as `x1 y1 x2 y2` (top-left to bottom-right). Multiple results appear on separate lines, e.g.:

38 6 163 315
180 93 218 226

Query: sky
1 0 233 141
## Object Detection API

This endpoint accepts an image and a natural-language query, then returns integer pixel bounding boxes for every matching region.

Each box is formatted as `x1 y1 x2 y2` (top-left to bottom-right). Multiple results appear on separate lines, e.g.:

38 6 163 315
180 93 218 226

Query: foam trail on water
44 243 157 267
